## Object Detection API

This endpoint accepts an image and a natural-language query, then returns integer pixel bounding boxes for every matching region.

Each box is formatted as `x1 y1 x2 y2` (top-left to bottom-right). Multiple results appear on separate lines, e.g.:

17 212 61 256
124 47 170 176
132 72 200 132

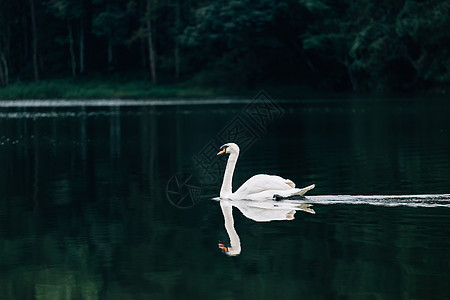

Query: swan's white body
217 143 315 201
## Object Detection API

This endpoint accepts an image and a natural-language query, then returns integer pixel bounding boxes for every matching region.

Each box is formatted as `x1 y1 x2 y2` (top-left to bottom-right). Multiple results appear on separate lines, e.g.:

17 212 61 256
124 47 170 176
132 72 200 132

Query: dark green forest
0 0 449 94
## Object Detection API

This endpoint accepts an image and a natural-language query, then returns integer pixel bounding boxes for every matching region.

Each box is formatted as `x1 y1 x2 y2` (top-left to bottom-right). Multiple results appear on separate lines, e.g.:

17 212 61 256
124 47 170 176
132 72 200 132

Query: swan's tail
294 184 315 196
273 184 315 201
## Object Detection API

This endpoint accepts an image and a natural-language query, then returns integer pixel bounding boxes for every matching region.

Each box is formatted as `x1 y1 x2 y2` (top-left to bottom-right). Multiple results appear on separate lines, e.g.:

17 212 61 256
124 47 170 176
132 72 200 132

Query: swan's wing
234 174 295 197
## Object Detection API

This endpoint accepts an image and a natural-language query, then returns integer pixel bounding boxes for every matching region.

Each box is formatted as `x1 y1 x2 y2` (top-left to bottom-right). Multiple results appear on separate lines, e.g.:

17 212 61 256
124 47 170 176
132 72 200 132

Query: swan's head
217 143 240 156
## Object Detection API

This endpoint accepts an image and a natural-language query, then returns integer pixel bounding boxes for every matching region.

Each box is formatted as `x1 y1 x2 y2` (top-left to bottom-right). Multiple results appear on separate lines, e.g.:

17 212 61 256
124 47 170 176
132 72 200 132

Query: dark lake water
1 95 450 299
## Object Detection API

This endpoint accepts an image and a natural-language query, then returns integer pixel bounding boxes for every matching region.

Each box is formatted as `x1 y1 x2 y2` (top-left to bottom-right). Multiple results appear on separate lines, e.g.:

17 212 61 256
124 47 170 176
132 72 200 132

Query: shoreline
0 77 447 101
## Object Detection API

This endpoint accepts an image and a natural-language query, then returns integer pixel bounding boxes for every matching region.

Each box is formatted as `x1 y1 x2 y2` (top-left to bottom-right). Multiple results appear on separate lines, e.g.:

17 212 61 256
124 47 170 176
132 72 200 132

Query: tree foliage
0 0 448 92
302 0 450 92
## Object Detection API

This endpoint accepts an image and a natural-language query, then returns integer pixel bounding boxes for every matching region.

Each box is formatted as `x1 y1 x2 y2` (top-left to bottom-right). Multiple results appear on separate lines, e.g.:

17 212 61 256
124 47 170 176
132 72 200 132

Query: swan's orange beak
217 148 226 156
218 243 228 252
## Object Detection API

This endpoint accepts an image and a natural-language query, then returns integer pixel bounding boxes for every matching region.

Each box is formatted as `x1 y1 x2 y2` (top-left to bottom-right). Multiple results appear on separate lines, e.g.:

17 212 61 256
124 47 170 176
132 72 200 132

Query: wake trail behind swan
303 194 450 208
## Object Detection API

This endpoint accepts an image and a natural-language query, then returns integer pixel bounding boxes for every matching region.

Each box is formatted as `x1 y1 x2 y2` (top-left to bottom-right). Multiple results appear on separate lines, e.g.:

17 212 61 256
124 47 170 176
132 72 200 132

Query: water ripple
0 99 251 107
306 194 450 208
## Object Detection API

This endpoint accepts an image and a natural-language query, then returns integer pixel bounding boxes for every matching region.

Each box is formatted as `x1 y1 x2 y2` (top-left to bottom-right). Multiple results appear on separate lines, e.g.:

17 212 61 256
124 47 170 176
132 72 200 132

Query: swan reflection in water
217 198 315 256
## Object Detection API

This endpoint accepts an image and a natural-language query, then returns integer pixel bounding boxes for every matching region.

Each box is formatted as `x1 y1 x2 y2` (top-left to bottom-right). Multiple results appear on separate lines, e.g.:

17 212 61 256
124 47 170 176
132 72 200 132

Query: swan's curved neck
220 152 239 198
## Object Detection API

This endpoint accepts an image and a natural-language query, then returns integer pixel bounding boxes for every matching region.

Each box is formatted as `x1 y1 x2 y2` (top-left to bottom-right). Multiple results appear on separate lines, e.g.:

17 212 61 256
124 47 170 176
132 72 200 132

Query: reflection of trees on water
0 107 165 298
5 106 217 297
109 106 121 159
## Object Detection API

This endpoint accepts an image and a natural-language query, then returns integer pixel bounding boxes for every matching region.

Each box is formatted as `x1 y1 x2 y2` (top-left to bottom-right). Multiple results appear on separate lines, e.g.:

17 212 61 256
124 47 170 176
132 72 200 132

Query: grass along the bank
0 77 224 99
0 75 381 100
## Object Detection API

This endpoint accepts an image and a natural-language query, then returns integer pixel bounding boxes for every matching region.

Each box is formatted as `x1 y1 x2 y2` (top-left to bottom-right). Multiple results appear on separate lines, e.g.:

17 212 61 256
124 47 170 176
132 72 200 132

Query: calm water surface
0 97 449 299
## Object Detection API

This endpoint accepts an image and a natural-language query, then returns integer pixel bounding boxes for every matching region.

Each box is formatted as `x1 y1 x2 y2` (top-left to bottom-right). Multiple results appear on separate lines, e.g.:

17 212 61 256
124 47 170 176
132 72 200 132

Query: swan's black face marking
217 145 229 156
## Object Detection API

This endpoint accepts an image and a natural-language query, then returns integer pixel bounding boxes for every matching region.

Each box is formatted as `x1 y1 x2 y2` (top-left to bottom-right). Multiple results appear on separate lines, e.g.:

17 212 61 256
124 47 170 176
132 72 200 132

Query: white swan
217 143 315 200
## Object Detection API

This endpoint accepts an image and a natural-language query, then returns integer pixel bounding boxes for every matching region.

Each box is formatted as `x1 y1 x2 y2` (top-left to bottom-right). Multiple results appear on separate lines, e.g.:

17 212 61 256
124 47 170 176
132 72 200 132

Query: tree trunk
139 0 147 69
106 0 113 71
29 0 39 81
147 0 157 85
0 53 4 86
174 43 180 82
174 0 181 82
67 20 77 77
5 20 11 59
79 18 85 74
140 37 147 68
107 35 113 70
23 16 29 58
0 19 9 86
0 52 8 86
346 61 358 92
